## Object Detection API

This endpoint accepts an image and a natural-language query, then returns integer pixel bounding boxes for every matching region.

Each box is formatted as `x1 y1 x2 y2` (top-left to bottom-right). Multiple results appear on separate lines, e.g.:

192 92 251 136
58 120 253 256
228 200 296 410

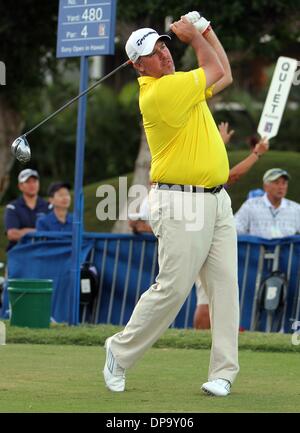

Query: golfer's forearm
227 153 259 185
204 29 232 94
191 33 224 85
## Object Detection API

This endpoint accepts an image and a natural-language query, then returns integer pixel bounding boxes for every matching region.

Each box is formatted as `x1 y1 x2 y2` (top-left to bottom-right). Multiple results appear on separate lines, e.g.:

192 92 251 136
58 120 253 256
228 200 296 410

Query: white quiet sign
257 56 297 140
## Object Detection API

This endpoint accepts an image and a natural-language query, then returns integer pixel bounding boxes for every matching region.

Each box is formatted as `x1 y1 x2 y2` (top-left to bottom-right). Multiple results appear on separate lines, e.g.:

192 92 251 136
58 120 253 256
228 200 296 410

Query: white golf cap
263 168 290 184
125 28 171 63
18 168 39 183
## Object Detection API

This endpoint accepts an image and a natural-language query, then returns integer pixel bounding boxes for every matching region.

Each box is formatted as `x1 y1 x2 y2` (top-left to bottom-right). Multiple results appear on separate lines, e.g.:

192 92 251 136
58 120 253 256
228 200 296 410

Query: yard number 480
82 8 103 22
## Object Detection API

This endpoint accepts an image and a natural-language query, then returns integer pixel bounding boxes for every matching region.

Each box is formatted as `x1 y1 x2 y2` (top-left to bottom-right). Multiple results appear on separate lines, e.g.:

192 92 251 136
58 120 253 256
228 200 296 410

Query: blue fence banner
1 232 300 333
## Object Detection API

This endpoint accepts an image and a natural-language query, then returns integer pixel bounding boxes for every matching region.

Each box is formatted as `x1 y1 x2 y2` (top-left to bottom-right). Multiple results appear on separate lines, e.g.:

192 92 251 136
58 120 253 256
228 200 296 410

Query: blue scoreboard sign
56 0 117 58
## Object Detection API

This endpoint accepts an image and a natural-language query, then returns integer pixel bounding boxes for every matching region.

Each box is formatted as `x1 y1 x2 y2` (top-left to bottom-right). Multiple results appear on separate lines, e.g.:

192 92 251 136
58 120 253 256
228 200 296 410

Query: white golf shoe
201 378 231 397
103 337 126 392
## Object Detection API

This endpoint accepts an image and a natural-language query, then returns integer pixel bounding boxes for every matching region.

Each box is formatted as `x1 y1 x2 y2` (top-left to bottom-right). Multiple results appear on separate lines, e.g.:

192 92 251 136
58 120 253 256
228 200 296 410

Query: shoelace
215 379 231 391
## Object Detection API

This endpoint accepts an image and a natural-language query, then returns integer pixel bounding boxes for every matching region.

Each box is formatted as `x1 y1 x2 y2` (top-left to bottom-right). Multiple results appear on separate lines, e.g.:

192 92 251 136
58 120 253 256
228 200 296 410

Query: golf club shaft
24 60 132 138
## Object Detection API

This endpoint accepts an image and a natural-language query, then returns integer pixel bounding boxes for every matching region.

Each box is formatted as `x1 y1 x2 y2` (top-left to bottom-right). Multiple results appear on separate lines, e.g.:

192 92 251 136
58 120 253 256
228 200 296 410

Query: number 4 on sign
257 56 297 140
81 25 88 38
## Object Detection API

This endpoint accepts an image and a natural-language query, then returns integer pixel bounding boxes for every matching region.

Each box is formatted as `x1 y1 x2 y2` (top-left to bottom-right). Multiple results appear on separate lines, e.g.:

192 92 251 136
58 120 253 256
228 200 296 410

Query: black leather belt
153 183 223 194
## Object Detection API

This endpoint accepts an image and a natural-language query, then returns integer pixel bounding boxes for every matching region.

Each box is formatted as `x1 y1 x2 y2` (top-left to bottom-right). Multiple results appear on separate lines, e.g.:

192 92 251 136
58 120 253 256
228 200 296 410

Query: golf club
11 59 132 163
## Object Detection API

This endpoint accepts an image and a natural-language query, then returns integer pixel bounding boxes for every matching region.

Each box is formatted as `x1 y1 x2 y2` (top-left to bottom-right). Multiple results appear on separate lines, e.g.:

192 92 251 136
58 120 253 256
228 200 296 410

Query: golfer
103 13 239 397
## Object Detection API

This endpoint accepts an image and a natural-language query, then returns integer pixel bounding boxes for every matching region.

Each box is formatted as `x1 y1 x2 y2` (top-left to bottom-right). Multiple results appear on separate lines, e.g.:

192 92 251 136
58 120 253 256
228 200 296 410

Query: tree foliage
0 0 59 109
117 0 300 61
5 80 140 200
1 0 299 202
1 0 299 106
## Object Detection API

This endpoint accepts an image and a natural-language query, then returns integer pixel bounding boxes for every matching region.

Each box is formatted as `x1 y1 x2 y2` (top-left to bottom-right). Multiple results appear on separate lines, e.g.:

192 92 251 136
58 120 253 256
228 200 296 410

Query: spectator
36 182 73 232
218 121 235 145
4 169 50 251
194 132 269 330
235 168 300 238
226 136 269 185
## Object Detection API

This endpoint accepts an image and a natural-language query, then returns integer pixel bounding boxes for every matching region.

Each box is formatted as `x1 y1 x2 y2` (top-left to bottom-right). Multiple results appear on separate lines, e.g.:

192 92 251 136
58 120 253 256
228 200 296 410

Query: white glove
185 11 200 24
184 11 211 34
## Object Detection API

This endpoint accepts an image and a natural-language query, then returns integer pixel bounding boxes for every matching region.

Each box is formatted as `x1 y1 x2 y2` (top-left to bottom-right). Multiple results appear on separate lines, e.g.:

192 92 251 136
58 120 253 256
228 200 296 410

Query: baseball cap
263 168 291 184
247 188 265 199
125 28 171 63
18 169 39 183
47 182 71 197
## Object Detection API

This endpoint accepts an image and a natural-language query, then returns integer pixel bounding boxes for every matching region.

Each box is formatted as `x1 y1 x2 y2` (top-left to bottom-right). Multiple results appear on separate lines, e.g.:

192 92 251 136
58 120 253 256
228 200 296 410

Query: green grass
0 325 299 412
82 172 133 233
3 322 300 353
0 344 299 413
1 150 299 413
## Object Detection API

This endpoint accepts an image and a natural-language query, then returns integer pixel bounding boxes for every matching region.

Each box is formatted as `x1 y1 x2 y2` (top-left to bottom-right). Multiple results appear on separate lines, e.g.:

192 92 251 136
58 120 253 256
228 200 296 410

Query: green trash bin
8 279 53 328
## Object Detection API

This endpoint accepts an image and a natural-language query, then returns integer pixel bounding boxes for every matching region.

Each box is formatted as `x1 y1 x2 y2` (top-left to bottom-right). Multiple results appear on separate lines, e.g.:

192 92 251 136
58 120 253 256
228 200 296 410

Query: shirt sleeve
205 84 215 99
4 204 21 231
155 68 207 127
234 201 251 234
36 216 49 231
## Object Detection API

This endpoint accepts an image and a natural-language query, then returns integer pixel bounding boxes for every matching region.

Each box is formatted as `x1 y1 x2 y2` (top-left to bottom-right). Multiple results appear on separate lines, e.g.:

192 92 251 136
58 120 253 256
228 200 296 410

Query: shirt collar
51 211 72 225
19 195 45 208
263 193 287 210
19 195 37 208
138 76 157 87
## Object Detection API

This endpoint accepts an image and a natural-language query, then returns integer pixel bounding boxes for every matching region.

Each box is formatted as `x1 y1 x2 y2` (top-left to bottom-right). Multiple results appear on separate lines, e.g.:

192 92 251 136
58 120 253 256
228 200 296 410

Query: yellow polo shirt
138 68 229 187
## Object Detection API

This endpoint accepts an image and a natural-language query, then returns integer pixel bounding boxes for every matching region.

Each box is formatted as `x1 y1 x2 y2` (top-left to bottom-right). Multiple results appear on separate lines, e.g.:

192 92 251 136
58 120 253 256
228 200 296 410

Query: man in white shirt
235 168 300 238
194 167 300 330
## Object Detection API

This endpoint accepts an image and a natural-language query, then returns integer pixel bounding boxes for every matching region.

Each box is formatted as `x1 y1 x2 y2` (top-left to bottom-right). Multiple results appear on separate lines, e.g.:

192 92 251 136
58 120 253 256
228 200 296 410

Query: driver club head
11 136 31 163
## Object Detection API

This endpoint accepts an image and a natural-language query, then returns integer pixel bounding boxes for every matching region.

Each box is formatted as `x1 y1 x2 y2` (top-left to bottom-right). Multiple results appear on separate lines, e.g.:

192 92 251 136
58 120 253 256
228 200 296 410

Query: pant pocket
149 189 163 237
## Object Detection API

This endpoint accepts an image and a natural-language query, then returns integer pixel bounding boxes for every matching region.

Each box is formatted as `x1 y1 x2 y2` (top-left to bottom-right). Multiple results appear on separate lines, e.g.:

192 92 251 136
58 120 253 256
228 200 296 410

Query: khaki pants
110 187 239 384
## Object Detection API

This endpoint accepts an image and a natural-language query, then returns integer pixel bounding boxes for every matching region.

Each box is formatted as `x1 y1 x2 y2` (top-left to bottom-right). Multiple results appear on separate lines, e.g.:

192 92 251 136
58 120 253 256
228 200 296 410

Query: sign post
56 0 117 325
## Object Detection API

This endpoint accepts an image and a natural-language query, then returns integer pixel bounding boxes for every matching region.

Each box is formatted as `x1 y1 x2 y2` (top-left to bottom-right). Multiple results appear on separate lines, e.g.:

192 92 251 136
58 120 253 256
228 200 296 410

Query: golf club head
11 136 31 163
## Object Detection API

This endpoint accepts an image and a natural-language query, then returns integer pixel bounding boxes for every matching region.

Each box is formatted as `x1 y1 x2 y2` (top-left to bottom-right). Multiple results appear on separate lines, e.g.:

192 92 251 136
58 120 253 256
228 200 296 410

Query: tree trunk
0 99 24 202
112 125 151 233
